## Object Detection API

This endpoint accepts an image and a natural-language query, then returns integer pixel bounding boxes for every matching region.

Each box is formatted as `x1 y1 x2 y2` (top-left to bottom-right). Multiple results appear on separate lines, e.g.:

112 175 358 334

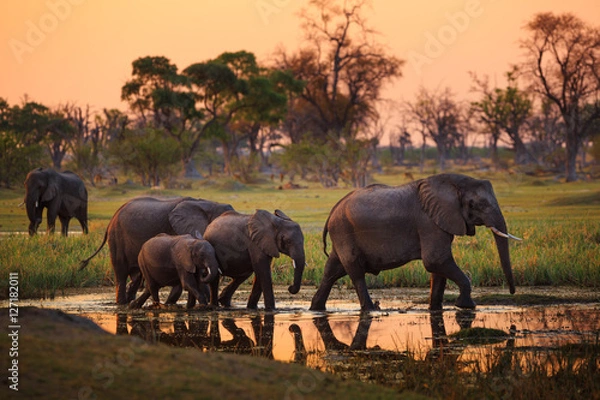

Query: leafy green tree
121 56 200 176
0 98 50 187
109 127 181 187
184 51 301 177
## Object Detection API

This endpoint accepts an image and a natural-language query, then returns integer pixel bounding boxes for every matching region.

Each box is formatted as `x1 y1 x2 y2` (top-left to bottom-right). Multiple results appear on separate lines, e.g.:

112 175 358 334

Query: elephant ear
418 176 467 236
174 239 196 274
41 181 58 202
169 200 211 235
274 209 292 221
248 210 280 258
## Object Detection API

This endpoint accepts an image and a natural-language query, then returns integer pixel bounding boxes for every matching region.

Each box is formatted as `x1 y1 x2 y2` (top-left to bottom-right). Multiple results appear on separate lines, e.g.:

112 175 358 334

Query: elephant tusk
35 201 38 208
508 233 523 241
490 227 522 241
218 267 223 275
17 201 25 208
293 260 296 269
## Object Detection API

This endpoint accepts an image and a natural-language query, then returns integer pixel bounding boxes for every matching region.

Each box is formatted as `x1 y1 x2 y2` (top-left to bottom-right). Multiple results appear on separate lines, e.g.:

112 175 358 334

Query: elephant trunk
25 191 40 236
288 255 305 295
488 211 516 294
200 260 220 283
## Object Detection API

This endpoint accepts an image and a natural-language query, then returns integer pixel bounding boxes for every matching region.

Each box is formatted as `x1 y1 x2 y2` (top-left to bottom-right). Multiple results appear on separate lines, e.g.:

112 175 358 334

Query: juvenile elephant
203 209 306 311
24 168 88 236
79 197 233 305
310 173 521 312
129 234 220 309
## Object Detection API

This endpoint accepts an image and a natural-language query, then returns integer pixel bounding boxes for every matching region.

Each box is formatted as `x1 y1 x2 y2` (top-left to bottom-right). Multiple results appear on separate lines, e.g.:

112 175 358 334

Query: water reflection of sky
15 292 600 370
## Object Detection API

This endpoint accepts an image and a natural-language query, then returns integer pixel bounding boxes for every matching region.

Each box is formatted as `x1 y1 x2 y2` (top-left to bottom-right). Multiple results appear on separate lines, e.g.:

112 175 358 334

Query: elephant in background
310 173 521 312
203 209 306 311
23 168 88 236
79 197 233 305
129 234 220 309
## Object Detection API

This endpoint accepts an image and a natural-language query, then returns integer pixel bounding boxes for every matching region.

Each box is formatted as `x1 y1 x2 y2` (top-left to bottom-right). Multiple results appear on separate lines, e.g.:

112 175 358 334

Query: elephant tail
322 213 332 258
79 229 108 270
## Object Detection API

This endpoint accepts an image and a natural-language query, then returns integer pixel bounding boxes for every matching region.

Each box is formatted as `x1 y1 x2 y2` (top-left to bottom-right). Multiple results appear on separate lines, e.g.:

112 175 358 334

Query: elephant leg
78 217 89 235
115 269 129 305
165 284 183 305
185 285 207 308
183 275 208 308
425 257 475 309
129 288 151 309
219 272 253 307
46 203 60 235
126 269 143 303
148 281 162 307
349 273 376 311
46 214 56 234
310 252 347 311
59 215 69 236
250 261 275 310
247 276 263 310
209 278 219 307
429 274 447 311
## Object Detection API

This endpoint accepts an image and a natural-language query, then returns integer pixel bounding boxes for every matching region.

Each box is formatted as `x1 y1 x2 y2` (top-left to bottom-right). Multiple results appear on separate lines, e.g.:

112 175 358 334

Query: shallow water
15 289 600 375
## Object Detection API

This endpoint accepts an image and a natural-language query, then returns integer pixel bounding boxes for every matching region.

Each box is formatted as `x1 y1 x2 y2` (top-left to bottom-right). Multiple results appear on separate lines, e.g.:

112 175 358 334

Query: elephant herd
24 168 522 311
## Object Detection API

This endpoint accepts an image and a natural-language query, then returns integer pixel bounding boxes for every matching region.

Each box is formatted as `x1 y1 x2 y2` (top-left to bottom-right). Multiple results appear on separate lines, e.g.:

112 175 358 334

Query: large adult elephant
203 209 306 311
79 197 233 305
310 173 521 312
23 168 89 236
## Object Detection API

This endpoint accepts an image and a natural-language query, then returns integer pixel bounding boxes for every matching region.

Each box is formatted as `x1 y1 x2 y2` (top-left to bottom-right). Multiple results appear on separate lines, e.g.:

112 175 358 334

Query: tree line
1 2 599 188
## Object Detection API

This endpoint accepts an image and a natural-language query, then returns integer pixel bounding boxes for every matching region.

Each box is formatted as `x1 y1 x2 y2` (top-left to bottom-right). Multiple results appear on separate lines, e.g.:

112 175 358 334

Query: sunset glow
1 1 598 117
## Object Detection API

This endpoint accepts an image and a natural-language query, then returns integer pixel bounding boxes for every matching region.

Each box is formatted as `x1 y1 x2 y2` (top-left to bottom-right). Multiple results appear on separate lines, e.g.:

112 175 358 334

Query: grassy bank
1 170 599 299
0 307 407 400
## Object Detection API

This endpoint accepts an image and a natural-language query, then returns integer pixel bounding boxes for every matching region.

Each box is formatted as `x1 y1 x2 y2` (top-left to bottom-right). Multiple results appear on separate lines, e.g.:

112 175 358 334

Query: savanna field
1 169 599 299
2 168 600 400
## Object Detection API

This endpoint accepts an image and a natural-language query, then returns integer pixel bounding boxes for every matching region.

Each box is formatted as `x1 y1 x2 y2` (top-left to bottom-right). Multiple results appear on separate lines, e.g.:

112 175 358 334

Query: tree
389 124 413 166
0 98 51 187
184 51 300 178
297 0 402 138
527 99 566 169
470 69 534 165
109 127 181 187
121 56 200 176
520 12 600 181
406 87 464 171
274 0 403 186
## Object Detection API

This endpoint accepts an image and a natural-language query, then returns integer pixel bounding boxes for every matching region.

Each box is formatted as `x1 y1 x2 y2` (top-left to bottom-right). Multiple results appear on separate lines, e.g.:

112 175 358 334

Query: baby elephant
129 233 220 309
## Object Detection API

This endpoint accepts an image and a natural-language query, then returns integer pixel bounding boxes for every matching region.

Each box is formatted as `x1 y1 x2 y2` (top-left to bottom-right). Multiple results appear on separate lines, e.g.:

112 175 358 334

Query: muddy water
16 288 600 376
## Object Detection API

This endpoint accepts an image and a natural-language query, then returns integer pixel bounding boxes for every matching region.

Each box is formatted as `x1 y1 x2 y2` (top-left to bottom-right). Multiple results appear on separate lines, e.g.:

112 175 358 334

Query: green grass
1 168 600 299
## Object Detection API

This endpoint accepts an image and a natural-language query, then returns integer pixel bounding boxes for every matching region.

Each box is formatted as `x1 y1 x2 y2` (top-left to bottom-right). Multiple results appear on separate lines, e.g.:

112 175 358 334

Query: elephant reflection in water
116 313 274 358
290 312 516 372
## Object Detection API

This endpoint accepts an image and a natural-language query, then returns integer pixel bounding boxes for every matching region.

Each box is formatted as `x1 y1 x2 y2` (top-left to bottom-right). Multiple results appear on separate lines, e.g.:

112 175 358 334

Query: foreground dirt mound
0 307 419 400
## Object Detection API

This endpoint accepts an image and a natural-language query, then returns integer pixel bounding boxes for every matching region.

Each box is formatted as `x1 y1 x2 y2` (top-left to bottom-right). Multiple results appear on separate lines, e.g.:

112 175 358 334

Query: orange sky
1 0 599 127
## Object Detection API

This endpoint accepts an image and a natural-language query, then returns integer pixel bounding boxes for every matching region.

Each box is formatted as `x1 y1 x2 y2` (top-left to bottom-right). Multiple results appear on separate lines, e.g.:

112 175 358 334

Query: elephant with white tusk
23 168 88 236
129 233 220 309
204 209 306 311
310 173 521 312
